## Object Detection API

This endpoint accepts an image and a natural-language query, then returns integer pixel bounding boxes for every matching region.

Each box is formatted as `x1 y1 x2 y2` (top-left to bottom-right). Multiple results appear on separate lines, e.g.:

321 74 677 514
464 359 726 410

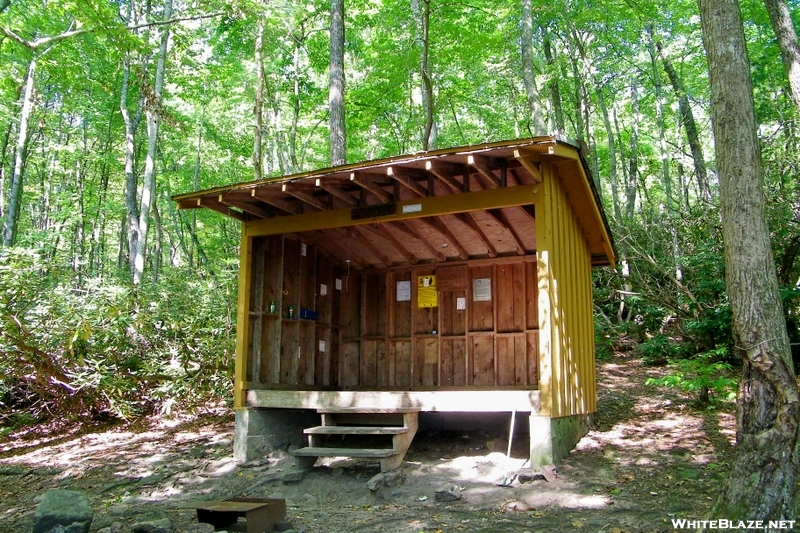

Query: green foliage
0 248 236 426
645 348 737 405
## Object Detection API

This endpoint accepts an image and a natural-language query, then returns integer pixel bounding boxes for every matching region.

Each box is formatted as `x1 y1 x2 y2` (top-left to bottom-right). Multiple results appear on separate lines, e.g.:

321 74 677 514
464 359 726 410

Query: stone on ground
434 483 462 502
367 469 406 491
33 489 93 533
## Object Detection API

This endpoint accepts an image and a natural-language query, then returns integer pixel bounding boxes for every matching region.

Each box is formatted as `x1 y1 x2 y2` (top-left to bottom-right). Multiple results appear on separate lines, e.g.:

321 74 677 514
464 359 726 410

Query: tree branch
0 11 223 51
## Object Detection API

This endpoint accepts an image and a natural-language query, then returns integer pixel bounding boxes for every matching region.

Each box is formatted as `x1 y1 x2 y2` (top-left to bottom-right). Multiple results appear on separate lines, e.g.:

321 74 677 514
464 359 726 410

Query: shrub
0 248 236 428
645 347 737 405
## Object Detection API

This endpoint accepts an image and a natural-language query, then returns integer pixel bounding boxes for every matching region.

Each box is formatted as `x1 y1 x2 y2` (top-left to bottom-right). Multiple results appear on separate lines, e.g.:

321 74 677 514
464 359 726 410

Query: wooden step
292 447 398 459
304 426 408 435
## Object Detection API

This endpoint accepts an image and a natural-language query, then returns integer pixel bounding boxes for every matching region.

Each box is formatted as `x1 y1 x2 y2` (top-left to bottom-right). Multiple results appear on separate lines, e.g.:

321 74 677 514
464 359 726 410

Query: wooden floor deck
246 389 542 413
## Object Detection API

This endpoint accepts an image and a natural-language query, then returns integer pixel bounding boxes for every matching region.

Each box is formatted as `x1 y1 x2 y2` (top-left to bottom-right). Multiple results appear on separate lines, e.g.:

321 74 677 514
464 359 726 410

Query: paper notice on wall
396 280 411 302
319 340 326 352
418 275 438 308
320 283 327 296
301 243 307 256
456 297 466 310
473 278 492 302
335 278 342 290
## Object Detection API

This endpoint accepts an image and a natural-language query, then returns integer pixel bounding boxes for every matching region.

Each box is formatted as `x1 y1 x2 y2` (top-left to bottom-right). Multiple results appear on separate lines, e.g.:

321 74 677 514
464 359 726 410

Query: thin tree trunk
253 15 265 181
521 0 546 135
152 199 162 283
648 32 682 280
133 0 173 285
2 57 35 247
414 0 435 150
542 25 565 136
289 31 301 173
0 116 15 218
764 0 800 111
699 0 800 523
190 112 202 268
329 0 346 165
627 78 640 218
655 38 710 201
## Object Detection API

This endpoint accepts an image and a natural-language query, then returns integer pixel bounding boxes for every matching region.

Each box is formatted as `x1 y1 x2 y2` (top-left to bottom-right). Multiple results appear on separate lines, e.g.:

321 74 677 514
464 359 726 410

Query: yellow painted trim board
245 184 539 238
233 228 253 409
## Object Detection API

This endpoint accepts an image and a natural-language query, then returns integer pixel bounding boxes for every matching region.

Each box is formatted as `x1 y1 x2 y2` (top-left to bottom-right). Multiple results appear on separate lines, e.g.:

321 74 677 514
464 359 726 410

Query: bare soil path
0 355 735 533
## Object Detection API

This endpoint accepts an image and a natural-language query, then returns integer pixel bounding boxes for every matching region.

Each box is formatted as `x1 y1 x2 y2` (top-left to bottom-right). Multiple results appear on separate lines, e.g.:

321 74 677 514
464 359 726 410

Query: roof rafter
282 183 328 211
357 223 419 265
486 209 526 255
454 213 498 257
252 189 298 215
350 172 392 203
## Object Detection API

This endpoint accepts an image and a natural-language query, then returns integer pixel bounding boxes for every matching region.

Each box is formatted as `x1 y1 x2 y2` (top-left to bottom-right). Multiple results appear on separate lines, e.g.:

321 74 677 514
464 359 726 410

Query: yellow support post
234 226 253 409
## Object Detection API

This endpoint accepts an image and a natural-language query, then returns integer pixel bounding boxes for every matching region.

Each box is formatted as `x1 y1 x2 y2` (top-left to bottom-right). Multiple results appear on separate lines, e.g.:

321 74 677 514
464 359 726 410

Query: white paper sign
335 278 342 290
456 297 466 310
396 280 411 302
319 340 326 352
473 278 492 302
301 243 307 256
320 284 327 296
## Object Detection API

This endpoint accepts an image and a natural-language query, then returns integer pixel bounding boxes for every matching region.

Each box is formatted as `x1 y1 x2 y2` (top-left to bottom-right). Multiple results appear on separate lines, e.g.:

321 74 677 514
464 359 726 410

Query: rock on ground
434 483 462 502
33 489 93 533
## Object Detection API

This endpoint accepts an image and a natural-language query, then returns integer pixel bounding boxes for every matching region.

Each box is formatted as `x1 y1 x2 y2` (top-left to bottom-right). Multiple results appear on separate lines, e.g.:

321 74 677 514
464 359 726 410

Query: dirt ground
0 354 736 533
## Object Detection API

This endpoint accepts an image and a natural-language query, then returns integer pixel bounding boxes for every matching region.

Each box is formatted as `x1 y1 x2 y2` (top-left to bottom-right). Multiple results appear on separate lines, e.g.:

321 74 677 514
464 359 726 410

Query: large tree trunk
520 0 546 135
132 0 173 285
2 57 35 247
655 38 710 201
699 0 800 523
328 0 346 166
764 0 800 111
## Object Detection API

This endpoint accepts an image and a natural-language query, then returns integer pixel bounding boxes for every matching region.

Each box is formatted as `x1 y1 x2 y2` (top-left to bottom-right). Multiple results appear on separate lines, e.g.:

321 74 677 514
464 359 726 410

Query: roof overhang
173 136 616 268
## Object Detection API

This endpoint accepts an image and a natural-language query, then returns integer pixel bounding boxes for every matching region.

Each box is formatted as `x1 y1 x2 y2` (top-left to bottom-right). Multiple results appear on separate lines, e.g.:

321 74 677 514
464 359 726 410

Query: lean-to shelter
173 136 615 470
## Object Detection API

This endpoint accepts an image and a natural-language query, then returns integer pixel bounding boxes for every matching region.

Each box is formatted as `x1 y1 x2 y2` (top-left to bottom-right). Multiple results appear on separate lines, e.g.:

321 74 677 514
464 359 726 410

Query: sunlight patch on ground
428 452 526 483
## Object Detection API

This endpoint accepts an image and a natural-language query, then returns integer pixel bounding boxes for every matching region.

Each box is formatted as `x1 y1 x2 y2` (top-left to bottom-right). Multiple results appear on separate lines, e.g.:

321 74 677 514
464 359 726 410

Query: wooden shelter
174 136 615 469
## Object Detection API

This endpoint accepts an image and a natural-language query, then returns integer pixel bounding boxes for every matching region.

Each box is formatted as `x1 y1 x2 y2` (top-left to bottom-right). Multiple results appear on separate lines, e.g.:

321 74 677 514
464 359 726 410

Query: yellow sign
417 275 438 308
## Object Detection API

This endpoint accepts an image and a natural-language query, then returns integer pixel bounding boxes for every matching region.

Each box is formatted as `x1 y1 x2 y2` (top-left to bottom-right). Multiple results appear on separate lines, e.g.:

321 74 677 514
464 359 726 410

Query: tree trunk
288 31 301 173
655 38 710 201
414 0 436 151
190 112 202 268
647 31 682 281
626 78 639 219
542 25 565 136
699 0 800 523
521 0 546 135
253 14 265 181
151 199 162 283
764 0 800 111
2 57 35 247
0 116 15 218
329 0 346 166
133 0 173 285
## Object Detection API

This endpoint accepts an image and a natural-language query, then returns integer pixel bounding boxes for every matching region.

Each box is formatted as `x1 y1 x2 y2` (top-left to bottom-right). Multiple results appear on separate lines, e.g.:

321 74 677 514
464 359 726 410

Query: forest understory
0 352 736 533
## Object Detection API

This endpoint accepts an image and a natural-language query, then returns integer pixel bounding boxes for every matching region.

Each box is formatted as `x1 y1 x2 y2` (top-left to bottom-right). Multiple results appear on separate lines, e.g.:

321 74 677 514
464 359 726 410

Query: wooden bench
175 497 285 533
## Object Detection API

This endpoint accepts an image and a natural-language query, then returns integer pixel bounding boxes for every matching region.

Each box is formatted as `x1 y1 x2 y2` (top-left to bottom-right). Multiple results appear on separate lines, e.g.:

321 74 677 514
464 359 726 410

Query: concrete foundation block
528 414 589 467
234 408 318 465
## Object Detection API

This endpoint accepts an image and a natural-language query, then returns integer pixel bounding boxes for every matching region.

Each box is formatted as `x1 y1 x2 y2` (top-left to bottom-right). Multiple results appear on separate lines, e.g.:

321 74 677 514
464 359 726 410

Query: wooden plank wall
536 158 596 418
245 234 540 391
